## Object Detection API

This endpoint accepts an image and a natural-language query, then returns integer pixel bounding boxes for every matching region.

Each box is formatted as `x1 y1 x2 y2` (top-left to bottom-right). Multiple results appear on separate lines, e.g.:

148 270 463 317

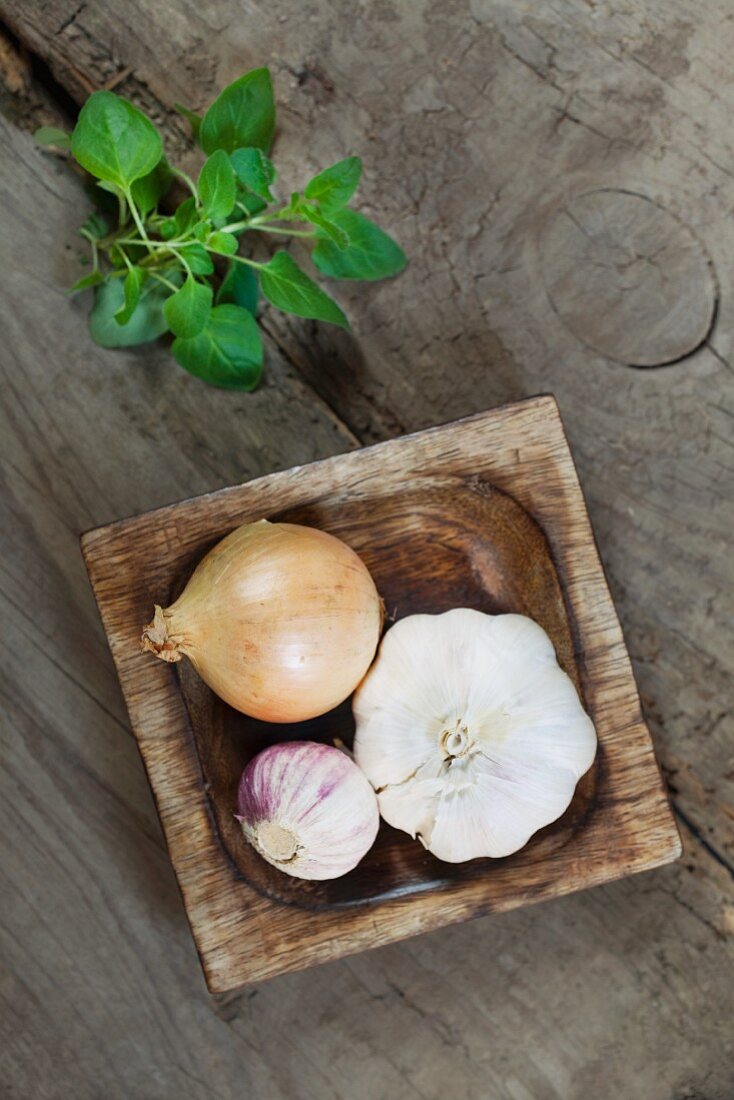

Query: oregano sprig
36 67 406 391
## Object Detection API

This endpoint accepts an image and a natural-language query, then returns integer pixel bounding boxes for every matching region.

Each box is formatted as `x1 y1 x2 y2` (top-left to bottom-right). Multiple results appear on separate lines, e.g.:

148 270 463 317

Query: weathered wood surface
83 398 679 989
0 0 732 1096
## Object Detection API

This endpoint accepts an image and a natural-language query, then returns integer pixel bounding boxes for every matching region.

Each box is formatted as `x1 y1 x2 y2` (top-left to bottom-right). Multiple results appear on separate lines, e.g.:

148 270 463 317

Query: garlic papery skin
236 741 380 880
141 519 382 723
353 609 597 863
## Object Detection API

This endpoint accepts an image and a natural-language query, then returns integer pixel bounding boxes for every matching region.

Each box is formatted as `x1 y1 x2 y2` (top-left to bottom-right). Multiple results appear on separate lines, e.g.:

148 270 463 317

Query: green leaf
299 204 349 249
125 244 148 266
35 125 71 149
304 156 361 212
200 68 275 155
86 181 119 216
230 147 275 201
163 274 212 338
312 210 406 280
80 211 110 240
193 219 213 243
217 261 258 315
259 251 347 328
178 243 214 275
208 231 238 256
274 190 353 254
276 191 302 221
172 304 263 390
217 262 258 314
174 197 198 235
70 91 163 188
115 267 144 325
199 149 236 223
173 102 202 138
130 157 173 215
108 245 128 268
158 217 178 240
235 190 267 217
69 270 105 293
88 271 181 347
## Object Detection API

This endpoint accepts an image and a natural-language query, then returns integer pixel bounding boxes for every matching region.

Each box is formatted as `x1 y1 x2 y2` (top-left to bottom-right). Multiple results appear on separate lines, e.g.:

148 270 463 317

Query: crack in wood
673 802 734 880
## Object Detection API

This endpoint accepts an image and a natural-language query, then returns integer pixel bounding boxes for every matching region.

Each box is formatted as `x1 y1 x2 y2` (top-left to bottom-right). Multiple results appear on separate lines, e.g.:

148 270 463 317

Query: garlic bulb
236 741 380 879
141 519 382 723
353 609 597 862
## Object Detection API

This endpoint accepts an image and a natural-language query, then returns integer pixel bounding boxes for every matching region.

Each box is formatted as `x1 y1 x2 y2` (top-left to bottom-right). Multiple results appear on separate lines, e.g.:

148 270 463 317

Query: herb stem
117 191 128 229
172 167 199 202
124 188 153 252
228 255 265 270
138 252 177 270
116 237 186 250
219 219 250 234
150 272 180 292
250 225 317 239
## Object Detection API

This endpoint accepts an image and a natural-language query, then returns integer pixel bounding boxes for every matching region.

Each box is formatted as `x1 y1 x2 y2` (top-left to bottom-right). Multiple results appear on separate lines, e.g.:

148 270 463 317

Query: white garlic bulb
236 741 379 879
353 609 597 862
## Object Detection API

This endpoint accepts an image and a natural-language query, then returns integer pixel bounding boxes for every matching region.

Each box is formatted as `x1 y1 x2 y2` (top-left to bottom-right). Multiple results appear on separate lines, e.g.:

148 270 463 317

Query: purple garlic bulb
236 741 379 880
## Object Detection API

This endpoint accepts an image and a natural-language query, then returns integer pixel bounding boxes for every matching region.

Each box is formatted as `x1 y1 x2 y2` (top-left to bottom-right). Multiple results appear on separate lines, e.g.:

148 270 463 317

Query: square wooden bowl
81 395 680 993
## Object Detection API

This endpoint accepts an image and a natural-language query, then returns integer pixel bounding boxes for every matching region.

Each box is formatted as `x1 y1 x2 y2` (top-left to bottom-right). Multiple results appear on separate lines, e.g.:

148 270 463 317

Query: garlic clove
427 754 581 861
374 738 585 863
352 613 470 788
449 614 568 720
377 776 442 847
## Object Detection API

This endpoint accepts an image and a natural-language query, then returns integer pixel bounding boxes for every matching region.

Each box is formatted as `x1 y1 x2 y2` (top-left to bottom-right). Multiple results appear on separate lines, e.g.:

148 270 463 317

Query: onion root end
141 604 183 663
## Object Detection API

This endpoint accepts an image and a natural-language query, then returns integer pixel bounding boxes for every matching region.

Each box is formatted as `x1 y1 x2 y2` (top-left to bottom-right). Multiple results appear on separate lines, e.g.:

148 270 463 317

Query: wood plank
5 0 731 865
0 4 732 1097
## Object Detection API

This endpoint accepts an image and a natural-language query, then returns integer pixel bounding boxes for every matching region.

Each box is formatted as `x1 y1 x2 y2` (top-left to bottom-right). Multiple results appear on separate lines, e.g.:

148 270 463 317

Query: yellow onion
141 519 382 722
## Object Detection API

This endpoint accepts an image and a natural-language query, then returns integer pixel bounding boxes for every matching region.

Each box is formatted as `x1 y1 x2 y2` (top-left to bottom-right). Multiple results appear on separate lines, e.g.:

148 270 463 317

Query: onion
236 741 379 879
141 519 382 722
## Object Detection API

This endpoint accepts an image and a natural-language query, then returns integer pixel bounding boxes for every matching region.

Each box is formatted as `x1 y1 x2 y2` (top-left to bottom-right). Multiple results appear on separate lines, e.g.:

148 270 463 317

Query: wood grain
8 8 729 867
540 189 717 365
82 398 680 991
1 2 733 1097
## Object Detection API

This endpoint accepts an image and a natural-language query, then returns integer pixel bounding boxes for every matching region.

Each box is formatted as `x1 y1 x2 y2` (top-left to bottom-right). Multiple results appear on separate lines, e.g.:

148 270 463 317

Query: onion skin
236 741 379 879
141 520 382 723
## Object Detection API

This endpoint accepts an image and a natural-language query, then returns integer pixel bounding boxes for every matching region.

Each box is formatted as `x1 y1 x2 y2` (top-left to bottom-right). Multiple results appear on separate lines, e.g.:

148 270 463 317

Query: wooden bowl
82 396 680 992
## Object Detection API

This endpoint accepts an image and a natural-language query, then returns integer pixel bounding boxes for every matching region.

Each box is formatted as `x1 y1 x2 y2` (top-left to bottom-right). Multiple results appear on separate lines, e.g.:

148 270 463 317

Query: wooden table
1 3 731 1097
